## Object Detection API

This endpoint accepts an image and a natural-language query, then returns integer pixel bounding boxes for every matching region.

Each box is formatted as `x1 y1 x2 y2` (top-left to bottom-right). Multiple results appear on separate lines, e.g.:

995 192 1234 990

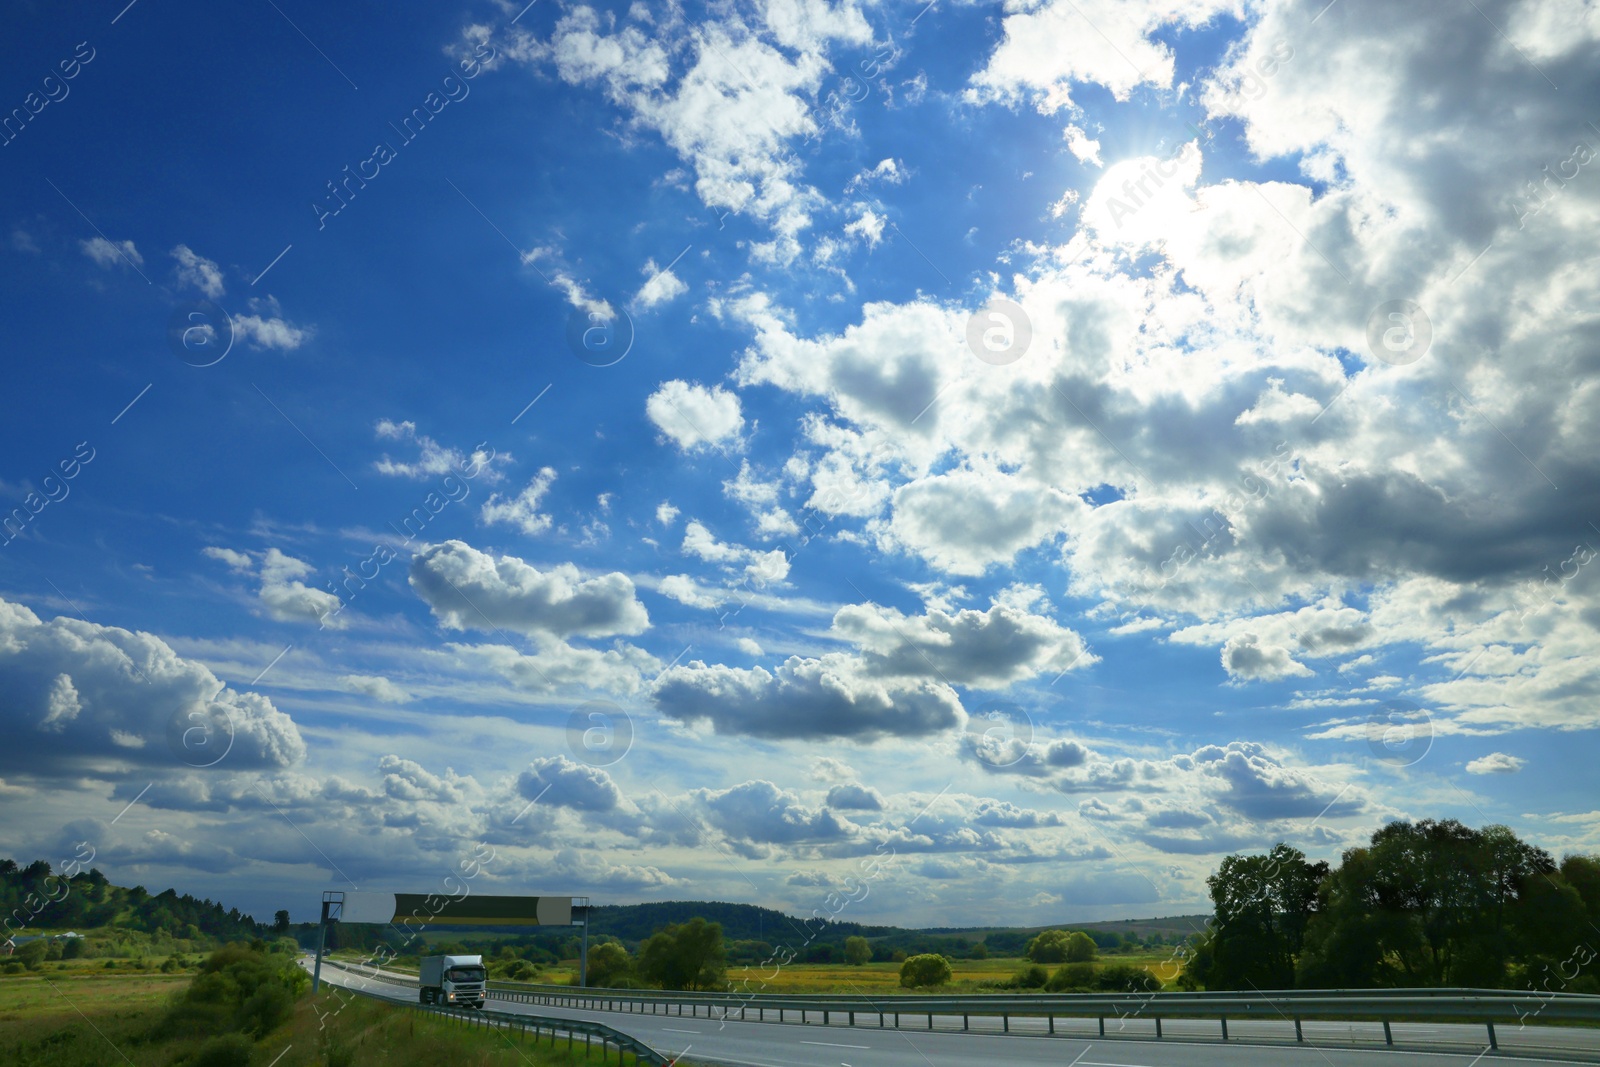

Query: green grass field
0 971 672 1066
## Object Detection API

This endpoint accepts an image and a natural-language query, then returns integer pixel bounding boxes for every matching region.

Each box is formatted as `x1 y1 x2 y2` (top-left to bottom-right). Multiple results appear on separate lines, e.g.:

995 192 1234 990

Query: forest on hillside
2 855 269 949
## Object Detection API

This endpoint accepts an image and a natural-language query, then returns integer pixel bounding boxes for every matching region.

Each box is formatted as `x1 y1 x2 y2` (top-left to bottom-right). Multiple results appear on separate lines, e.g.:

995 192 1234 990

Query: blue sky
2 0 1597 926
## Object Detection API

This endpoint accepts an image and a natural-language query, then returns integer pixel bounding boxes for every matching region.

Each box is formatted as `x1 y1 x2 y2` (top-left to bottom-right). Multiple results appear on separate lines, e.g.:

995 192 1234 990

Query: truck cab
419 953 487 1008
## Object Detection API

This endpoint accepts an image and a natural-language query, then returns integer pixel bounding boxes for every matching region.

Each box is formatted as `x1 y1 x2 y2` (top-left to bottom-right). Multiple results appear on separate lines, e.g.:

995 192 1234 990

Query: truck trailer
418 954 487 1008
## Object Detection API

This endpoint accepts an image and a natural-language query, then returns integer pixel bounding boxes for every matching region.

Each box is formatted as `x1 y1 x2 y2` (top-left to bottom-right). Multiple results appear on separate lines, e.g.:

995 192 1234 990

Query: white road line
799 1040 870 1049
661 1027 700 1034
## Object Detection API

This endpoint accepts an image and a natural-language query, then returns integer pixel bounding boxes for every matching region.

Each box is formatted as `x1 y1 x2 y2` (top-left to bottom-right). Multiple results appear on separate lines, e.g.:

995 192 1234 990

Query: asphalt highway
305 960 1600 1066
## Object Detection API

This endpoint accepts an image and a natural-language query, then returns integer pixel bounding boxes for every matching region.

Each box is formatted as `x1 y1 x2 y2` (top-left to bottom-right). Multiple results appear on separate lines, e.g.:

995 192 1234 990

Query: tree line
2 857 270 949
1184 820 1600 992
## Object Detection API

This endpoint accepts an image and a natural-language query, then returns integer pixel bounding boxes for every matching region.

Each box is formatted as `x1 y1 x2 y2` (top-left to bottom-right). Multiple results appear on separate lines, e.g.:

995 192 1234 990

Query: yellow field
727 955 1174 993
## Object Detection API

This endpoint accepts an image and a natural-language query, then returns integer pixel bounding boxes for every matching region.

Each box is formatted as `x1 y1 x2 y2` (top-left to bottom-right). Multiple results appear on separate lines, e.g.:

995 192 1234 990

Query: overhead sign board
334 892 573 927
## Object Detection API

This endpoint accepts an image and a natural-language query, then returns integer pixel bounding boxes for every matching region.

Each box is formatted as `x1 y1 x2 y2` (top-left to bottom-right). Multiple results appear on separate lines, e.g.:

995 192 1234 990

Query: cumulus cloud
645 380 745 451
232 296 311 350
517 755 627 811
1220 632 1315 682
653 653 963 740
0 595 305 774
634 257 689 309
410 540 649 639
825 782 884 810
1466 752 1526 775
203 546 342 627
831 601 1095 688
682 520 790 585
967 0 1237 110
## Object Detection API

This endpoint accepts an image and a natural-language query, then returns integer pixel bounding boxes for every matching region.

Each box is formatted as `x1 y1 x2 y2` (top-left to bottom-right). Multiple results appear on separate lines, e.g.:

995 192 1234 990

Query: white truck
418 954 487 1008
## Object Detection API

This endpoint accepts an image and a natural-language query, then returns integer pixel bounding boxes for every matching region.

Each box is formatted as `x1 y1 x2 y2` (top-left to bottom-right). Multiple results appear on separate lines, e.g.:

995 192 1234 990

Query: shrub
16 940 49 970
899 954 952 989
237 981 293 1037
1096 962 1160 993
844 936 872 967
3 961 23 974
1046 962 1097 991
188 1032 254 1067
1015 964 1048 989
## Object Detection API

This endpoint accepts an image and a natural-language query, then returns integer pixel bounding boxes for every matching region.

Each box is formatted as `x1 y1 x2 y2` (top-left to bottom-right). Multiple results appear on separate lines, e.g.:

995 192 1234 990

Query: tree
1064 931 1097 962
899 953 952 988
1025 929 1072 963
16 939 49 970
970 940 988 960
844 936 872 966
271 910 291 935
1205 843 1328 990
587 941 632 987
638 918 726 991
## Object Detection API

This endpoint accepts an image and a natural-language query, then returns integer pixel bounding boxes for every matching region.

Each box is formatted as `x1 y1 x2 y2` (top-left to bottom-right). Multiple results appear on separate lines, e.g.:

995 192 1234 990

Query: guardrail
320 962 675 1066
325 959 1600 1054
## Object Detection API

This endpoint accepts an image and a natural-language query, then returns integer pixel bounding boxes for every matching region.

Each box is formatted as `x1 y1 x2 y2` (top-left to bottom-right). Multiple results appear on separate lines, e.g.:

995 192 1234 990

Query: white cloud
1220 632 1314 683
843 209 884 247
80 236 143 269
653 653 963 740
336 674 412 703
1064 124 1103 167
38 674 82 733
374 420 508 482
682 520 790 584
634 257 689 309
517 755 629 812
1466 752 1526 775
832 601 1095 688
845 158 906 193
481 467 558 536
0 595 305 773
735 637 763 656
645 380 745 451
410 540 649 639
233 297 310 350
171 244 225 298
967 0 1237 111
203 546 343 627
656 501 680 526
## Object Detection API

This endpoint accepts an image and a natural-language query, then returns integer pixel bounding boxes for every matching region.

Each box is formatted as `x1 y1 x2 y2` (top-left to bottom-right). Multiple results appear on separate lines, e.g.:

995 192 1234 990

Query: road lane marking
800 1040 870 1049
662 1027 700 1034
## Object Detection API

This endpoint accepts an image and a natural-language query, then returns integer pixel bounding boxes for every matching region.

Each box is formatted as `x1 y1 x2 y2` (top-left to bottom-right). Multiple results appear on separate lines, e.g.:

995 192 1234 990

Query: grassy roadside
0 968 679 1065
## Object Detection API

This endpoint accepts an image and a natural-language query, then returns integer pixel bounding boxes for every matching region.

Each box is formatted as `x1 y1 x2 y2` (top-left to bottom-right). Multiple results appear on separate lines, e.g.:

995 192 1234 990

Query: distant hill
586 900 896 943
1 856 268 945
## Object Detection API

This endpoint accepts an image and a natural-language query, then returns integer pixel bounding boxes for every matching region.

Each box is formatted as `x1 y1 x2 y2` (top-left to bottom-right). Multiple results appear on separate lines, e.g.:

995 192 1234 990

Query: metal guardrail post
1155 1018 1163 1039
1098 1016 1105 1036
963 1013 969 1031
1002 1013 1008 1032
1383 1020 1393 1045
1294 1017 1303 1042
1048 1014 1054 1035
1487 1021 1498 1049
1221 1016 1228 1041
